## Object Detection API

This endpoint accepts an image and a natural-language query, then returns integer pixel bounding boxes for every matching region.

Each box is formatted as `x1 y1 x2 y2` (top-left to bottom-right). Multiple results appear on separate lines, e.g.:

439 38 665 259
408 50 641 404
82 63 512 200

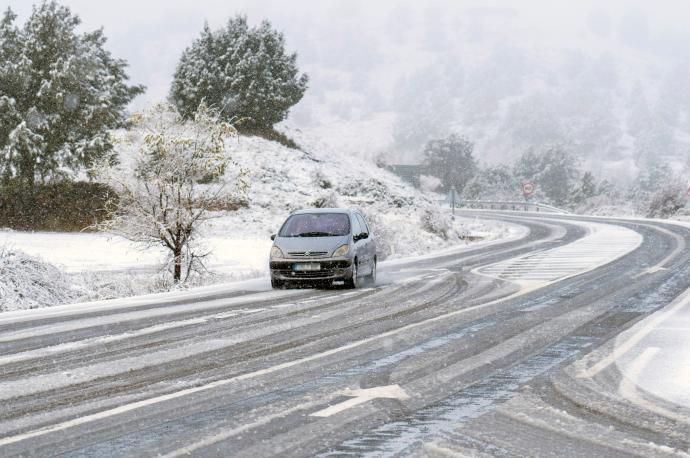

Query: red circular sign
522 182 535 196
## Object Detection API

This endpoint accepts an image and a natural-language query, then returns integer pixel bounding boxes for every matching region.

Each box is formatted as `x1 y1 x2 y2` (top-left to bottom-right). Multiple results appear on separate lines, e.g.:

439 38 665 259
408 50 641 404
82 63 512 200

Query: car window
351 214 361 236
356 214 368 235
278 213 351 237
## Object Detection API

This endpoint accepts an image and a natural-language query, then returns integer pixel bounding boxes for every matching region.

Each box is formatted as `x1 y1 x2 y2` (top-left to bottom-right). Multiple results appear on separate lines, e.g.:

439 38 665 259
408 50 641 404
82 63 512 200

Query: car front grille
270 260 351 269
287 251 329 257
280 271 337 279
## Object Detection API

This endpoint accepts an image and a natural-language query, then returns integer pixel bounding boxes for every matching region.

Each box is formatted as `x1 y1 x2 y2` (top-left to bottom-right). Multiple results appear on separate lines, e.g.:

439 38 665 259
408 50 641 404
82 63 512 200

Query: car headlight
270 246 284 258
332 244 349 257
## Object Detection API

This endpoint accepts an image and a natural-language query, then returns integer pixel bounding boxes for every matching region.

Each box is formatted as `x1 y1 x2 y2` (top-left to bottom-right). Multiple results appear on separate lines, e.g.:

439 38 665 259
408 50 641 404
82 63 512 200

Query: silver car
269 208 377 289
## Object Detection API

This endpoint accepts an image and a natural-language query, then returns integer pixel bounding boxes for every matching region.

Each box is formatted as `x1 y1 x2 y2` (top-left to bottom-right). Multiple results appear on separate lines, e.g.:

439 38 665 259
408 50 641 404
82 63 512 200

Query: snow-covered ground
613 287 690 410
0 128 511 312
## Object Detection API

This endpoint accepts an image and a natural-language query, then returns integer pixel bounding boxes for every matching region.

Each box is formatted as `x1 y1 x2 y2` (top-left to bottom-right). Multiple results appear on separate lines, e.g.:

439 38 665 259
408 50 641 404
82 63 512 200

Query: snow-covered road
1 212 689 457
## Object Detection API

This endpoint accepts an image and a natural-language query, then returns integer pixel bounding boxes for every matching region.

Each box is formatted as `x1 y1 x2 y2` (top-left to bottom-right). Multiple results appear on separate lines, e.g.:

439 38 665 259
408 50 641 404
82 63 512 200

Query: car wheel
367 259 377 285
344 261 358 289
271 277 285 289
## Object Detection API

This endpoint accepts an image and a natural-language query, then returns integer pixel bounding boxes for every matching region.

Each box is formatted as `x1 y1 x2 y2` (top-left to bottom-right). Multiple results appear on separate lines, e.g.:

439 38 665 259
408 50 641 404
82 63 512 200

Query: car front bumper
269 258 353 281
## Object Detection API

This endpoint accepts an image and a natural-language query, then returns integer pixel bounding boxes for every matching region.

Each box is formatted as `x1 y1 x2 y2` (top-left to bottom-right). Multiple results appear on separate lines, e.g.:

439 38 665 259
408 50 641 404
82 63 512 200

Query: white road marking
309 384 410 418
270 303 297 309
635 266 668 277
476 221 642 293
579 287 690 379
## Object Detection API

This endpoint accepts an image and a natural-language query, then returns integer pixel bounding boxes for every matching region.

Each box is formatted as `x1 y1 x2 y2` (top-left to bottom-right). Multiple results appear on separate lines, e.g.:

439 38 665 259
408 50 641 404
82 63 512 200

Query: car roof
292 208 353 215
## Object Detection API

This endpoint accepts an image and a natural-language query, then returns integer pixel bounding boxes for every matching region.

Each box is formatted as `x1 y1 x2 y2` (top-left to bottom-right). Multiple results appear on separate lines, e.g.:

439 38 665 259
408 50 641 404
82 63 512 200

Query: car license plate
293 263 321 271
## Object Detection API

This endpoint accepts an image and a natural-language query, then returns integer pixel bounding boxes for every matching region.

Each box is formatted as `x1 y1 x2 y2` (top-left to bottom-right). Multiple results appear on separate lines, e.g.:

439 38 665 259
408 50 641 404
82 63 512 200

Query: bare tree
92 103 248 283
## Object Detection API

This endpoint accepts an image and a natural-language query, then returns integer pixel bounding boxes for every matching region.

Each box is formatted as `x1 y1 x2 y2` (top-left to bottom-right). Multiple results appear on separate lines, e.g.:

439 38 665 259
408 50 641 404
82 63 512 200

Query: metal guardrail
452 200 571 214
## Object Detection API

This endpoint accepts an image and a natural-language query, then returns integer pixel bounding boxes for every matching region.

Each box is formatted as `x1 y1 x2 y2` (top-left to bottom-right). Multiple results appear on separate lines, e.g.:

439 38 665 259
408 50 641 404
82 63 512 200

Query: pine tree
170 15 308 129
0 2 144 189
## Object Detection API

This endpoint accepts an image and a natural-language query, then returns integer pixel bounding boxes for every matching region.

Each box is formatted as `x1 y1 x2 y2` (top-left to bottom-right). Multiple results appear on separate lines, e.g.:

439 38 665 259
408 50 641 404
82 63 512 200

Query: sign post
447 185 460 219
521 182 535 211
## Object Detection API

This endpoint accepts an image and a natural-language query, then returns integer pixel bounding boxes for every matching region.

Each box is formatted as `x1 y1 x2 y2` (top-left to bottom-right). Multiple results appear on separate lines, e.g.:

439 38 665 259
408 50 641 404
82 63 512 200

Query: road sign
522 182 535 197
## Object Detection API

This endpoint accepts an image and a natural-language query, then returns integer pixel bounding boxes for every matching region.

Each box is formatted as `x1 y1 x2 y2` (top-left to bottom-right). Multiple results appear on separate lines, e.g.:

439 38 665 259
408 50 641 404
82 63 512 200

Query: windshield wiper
295 231 333 237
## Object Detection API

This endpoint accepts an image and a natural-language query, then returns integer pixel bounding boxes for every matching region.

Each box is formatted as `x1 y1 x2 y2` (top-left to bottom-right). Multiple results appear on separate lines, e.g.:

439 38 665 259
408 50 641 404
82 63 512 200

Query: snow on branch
92 103 249 283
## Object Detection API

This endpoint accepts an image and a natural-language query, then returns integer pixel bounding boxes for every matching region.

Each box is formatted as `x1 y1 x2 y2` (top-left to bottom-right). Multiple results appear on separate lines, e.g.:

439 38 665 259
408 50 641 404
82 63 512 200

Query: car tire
344 261 358 289
366 258 377 285
271 277 285 289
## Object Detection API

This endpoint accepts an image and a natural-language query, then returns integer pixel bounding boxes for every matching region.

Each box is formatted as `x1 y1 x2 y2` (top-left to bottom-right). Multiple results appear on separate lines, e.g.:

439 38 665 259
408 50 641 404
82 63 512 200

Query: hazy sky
6 0 690 110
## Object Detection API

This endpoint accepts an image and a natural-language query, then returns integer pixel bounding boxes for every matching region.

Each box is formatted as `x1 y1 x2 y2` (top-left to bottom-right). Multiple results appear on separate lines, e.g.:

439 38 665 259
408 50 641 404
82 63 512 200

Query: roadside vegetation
419 134 688 218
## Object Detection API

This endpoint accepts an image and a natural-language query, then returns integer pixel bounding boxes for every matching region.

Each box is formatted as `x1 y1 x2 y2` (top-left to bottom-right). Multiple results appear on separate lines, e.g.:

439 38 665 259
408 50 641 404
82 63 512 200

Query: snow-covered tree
628 162 674 203
92 104 248 283
571 171 599 204
513 145 580 207
422 134 477 193
0 2 143 188
170 16 308 129
464 163 518 200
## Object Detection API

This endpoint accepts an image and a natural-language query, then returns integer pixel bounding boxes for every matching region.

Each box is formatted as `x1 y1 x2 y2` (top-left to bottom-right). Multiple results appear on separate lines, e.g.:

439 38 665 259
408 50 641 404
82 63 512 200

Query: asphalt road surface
1 211 689 457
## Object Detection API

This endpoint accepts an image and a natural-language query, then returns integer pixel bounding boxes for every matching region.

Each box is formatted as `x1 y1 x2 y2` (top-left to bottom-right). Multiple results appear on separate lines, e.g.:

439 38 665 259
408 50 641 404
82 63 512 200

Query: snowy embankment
0 128 510 312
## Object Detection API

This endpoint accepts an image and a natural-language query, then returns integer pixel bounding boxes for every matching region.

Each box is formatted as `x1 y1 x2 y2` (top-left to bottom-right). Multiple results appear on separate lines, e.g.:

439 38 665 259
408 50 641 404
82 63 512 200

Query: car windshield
279 213 350 237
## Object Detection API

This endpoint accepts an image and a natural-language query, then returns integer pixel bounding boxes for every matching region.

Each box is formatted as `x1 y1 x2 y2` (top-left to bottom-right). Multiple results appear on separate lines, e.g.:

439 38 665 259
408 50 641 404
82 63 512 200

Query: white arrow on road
310 384 410 418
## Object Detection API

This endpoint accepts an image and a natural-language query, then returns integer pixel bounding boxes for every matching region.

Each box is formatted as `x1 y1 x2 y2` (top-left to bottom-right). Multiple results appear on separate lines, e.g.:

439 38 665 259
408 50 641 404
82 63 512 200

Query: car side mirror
270 234 276 241
354 232 368 242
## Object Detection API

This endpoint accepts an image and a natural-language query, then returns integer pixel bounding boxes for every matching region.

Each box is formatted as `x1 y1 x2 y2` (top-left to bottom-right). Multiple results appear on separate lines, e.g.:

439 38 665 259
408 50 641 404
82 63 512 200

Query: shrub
0 246 79 311
421 206 452 240
647 184 687 218
0 180 115 231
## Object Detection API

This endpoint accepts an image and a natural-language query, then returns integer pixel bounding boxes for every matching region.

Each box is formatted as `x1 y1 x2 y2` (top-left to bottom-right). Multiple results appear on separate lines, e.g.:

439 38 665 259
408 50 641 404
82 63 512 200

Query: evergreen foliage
0 2 143 188
170 16 308 129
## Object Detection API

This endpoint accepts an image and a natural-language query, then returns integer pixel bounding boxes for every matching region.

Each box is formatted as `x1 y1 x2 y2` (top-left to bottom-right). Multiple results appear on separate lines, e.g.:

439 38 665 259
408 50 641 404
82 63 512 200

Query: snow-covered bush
0 246 79 312
311 190 340 208
421 206 453 240
647 184 688 218
312 169 333 189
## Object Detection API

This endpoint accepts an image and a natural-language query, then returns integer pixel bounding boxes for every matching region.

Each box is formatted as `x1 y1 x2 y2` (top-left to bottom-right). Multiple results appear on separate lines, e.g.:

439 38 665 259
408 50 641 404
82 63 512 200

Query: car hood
274 235 350 256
